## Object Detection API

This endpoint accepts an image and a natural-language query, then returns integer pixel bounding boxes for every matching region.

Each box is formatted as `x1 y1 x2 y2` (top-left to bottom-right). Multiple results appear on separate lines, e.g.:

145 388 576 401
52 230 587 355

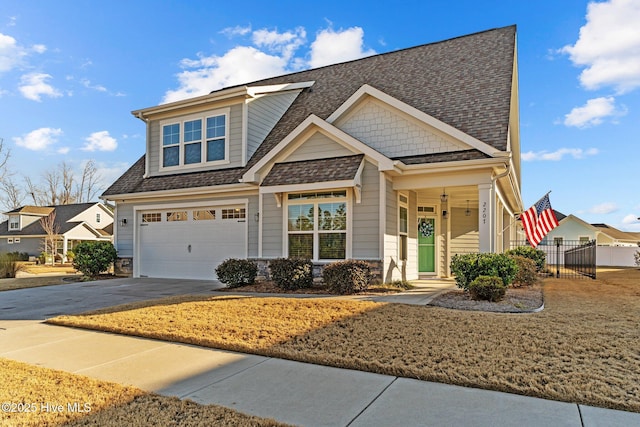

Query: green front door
418 217 436 273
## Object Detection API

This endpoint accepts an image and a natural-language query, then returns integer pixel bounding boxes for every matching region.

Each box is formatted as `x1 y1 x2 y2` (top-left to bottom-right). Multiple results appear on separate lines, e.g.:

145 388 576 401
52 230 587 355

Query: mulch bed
429 284 544 313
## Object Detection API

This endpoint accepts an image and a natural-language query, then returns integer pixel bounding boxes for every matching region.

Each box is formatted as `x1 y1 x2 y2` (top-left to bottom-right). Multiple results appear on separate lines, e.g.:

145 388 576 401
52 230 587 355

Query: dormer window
9 216 19 231
161 108 229 170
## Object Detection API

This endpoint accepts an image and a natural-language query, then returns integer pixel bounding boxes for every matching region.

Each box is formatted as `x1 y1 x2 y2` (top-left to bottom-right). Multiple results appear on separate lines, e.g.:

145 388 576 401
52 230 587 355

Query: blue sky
1 0 639 231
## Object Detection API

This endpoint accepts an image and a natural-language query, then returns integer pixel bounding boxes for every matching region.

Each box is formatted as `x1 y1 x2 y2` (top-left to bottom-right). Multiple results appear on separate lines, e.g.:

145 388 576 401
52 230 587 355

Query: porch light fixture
119 218 127 227
465 200 471 216
440 188 448 203
442 210 448 219
254 212 260 222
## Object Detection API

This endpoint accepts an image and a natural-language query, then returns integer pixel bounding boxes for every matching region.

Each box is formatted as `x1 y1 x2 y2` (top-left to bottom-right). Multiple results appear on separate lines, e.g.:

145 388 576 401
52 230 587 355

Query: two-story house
102 26 524 281
0 202 114 261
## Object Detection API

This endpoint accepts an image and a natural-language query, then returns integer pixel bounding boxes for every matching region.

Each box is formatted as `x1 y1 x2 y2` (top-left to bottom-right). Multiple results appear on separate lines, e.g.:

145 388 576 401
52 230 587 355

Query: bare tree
75 160 103 202
25 176 47 206
39 211 60 265
0 138 10 185
1 177 25 211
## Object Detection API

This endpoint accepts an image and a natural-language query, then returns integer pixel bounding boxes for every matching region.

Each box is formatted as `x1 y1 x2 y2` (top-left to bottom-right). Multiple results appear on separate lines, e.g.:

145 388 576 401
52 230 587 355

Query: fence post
556 241 560 278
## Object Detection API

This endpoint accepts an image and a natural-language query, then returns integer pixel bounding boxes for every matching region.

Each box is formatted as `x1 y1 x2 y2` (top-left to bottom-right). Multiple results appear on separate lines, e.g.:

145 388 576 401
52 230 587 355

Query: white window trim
159 108 230 172
398 192 408 262
9 215 19 230
14 237 20 244
7 238 13 244
283 189 351 262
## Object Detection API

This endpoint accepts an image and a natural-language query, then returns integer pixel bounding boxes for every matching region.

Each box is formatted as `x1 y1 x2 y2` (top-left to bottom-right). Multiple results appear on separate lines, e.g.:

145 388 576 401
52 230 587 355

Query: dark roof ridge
275 153 364 166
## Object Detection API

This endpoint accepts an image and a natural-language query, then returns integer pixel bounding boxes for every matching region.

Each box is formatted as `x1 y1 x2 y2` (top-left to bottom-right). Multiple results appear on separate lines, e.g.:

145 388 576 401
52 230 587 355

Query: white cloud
309 27 375 68
82 131 117 152
589 202 619 214
31 44 47 54
80 78 107 92
220 25 252 37
521 147 599 161
561 0 640 93
622 214 640 225
13 127 63 151
0 32 24 72
18 72 62 101
163 46 289 103
563 96 625 127
57 147 70 154
163 25 375 104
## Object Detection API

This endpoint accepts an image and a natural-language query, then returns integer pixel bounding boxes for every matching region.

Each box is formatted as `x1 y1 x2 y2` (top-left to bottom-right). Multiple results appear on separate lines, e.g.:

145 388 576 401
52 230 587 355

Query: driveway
0 278 224 320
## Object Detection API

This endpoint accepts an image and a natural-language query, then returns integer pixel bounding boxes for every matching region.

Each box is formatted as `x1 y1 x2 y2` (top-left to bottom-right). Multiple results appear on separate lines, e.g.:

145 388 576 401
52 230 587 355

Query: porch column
478 183 493 252
62 237 69 262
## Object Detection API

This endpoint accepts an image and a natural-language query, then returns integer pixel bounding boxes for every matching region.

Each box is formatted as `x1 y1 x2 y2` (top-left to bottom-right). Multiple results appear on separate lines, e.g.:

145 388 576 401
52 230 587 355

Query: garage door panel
138 206 246 280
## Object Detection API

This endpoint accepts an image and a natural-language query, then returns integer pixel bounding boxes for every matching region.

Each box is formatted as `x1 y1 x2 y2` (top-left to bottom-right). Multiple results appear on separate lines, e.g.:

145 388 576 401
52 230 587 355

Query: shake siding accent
147 104 244 177
261 194 283 257
352 161 380 258
450 207 479 255
338 99 466 158
247 91 301 161
285 132 353 162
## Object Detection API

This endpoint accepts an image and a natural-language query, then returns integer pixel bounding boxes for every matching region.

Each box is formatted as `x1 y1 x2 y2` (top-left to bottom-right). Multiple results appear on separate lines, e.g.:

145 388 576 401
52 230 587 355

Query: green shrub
322 260 371 295
215 258 257 288
506 246 546 272
8 252 29 262
0 253 23 278
469 275 506 301
72 241 117 279
269 258 313 290
450 253 518 291
510 255 538 287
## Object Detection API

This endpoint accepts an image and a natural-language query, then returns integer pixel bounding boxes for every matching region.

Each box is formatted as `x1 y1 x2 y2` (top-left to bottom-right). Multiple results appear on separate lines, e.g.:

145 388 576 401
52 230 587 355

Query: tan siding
351 161 379 259
262 194 283 257
285 132 353 162
247 91 300 161
450 207 479 256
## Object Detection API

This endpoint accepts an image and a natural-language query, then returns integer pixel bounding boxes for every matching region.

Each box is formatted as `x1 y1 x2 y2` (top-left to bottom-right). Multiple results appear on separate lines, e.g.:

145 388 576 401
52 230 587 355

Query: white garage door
137 206 247 280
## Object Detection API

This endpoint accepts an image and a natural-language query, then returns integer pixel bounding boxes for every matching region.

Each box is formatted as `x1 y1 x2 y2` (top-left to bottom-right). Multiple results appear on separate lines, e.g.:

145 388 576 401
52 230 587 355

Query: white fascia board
259 180 356 195
101 183 257 202
242 115 395 183
247 81 315 97
132 87 250 120
327 84 503 157
395 157 505 174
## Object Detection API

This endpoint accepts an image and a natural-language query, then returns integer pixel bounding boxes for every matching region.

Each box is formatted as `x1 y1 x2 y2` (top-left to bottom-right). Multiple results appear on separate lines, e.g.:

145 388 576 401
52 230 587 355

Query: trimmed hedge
505 246 546 272
72 241 117 279
269 258 313 290
322 260 371 295
215 258 257 288
510 255 538 287
469 275 506 301
450 253 518 291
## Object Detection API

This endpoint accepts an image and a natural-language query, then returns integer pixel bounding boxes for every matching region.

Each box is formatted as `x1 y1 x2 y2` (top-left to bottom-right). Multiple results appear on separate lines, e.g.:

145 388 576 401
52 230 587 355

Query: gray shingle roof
103 25 516 197
262 155 364 187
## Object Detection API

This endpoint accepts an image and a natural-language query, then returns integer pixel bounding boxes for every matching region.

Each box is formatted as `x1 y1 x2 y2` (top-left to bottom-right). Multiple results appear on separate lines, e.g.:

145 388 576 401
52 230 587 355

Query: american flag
521 193 559 247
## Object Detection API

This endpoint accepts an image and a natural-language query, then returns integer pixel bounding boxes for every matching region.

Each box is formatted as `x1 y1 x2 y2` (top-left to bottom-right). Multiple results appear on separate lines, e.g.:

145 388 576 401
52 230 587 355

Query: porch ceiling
416 186 478 208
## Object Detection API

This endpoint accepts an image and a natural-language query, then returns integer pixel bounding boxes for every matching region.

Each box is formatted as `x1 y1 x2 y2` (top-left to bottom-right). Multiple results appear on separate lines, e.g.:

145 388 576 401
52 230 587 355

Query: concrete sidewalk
1 320 638 427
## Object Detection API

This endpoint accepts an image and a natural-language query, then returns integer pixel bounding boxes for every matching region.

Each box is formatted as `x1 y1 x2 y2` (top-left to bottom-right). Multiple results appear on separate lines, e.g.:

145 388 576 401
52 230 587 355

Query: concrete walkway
1 278 639 426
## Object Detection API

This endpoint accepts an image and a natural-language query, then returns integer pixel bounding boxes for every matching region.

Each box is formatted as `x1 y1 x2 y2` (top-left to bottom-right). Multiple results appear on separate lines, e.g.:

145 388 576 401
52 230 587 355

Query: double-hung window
399 194 408 261
9 216 19 231
287 191 348 260
161 109 228 169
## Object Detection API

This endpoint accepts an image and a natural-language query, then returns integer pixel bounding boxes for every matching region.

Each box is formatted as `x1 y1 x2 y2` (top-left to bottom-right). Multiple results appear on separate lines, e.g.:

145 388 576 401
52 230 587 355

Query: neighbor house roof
591 224 640 242
103 25 516 197
0 203 111 236
5 206 54 216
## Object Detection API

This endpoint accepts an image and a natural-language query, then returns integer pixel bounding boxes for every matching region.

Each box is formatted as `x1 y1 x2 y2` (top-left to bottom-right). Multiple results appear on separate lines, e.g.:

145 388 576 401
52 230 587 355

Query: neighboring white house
0 203 114 261
542 211 640 267
102 26 524 281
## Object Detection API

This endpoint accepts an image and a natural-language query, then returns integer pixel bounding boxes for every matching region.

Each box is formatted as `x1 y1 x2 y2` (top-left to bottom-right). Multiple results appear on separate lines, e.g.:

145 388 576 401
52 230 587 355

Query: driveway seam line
345 376 398 426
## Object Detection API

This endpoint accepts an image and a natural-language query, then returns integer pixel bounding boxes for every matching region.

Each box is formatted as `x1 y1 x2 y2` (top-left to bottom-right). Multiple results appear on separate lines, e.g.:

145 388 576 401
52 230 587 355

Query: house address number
482 201 487 224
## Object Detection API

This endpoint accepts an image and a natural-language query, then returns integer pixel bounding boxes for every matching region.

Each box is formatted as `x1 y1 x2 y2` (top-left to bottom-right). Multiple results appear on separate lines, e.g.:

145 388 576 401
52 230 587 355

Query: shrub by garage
322 260 372 295
215 259 257 288
269 258 313 290
72 241 117 279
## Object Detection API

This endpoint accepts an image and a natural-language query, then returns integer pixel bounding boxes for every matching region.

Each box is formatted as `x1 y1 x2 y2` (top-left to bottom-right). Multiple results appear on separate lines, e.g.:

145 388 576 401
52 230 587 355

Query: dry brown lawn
49 268 640 413
0 358 289 427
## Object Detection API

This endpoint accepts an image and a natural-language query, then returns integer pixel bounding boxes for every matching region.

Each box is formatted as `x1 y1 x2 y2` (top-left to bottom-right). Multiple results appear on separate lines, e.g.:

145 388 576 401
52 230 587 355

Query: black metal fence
510 240 596 279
